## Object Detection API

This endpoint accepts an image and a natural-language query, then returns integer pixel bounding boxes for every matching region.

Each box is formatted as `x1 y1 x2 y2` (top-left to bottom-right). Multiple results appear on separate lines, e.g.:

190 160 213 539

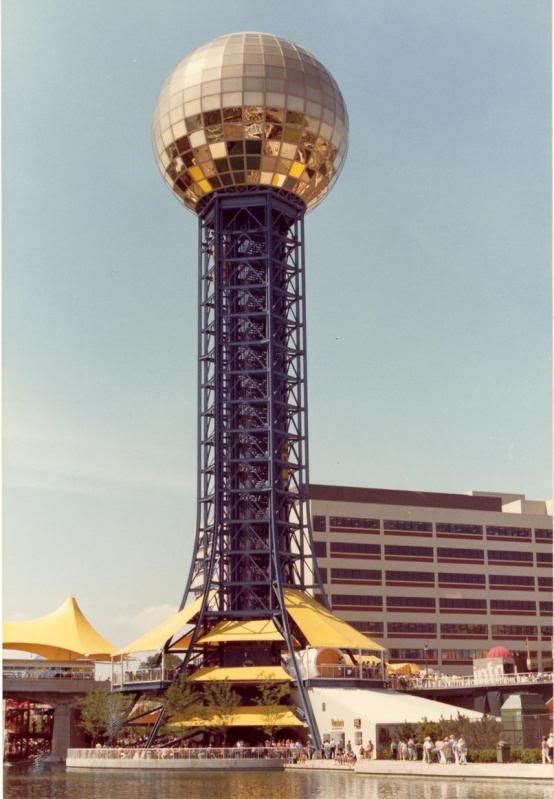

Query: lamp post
423 644 429 681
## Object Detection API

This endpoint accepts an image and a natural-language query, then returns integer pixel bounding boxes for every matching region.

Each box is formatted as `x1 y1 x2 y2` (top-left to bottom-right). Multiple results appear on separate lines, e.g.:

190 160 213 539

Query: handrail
112 668 177 686
68 746 300 760
3 664 95 680
392 671 553 691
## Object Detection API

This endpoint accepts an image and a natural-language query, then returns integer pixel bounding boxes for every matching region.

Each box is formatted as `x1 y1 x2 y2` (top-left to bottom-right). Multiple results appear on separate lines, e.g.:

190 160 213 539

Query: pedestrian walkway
286 760 553 781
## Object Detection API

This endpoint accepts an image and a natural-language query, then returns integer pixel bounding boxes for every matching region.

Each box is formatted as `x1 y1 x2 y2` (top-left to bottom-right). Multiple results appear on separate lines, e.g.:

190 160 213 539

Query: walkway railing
112 668 177 687
3 662 95 681
68 746 297 761
314 664 384 681
392 671 553 691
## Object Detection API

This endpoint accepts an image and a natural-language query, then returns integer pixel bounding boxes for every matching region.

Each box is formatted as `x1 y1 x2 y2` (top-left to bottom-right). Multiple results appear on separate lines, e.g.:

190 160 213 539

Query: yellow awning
168 630 195 652
387 662 421 675
3 597 116 661
283 589 385 651
171 706 305 728
197 619 284 645
188 666 291 683
114 596 206 656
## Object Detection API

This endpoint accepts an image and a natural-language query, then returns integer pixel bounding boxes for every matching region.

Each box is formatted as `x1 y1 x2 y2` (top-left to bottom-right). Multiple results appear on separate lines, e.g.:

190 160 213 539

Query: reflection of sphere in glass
152 32 348 214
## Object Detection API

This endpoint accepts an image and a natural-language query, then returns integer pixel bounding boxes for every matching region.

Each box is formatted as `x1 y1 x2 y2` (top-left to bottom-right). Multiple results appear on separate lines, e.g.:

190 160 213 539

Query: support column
46 698 74 763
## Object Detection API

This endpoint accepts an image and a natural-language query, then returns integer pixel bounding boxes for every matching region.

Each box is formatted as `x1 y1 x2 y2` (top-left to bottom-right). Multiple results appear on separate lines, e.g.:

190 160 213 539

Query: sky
3 1 551 648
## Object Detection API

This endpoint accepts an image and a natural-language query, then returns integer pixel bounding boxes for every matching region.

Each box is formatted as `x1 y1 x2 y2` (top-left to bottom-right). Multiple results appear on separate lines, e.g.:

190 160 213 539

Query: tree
138 653 182 671
255 681 291 740
202 681 241 745
79 692 130 745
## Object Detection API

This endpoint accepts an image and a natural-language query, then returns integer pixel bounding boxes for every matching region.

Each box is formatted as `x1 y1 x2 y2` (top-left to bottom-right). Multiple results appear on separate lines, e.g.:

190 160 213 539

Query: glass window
540 626 553 637
486 526 531 539
438 572 485 584
331 594 382 607
442 649 488 661
384 545 433 558
439 598 487 610
312 515 326 532
387 597 436 608
491 625 537 636
489 574 534 586
313 541 327 558
348 620 384 634
388 623 437 634
538 576 553 588
386 571 434 583
330 542 380 556
384 520 432 532
441 624 488 635
539 601 553 612
537 552 553 564
535 528 553 541
490 600 536 612
487 550 533 562
318 568 328 583
329 516 379 530
389 648 438 660
437 547 484 560
331 568 381 581
436 523 482 536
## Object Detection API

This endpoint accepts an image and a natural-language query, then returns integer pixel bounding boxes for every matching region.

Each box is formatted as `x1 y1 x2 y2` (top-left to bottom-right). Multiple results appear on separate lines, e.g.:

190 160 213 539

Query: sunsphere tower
151 32 348 745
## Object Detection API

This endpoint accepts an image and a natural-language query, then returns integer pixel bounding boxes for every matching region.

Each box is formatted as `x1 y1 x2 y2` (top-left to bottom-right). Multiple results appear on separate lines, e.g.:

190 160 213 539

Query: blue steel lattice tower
152 32 348 744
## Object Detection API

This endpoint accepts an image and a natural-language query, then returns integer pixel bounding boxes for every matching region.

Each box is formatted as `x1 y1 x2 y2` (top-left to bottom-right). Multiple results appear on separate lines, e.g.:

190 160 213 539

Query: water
3 767 553 799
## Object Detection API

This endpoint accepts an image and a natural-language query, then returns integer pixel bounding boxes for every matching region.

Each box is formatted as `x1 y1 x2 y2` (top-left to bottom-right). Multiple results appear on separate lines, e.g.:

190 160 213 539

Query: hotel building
309 485 553 674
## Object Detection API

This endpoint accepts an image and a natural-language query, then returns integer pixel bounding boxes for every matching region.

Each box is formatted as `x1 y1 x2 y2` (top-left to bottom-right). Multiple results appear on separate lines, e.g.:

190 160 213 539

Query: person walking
366 740 374 760
423 737 434 764
457 736 467 765
542 736 552 764
435 738 444 763
399 739 408 761
390 739 398 760
407 737 417 761
441 738 451 764
547 731 554 764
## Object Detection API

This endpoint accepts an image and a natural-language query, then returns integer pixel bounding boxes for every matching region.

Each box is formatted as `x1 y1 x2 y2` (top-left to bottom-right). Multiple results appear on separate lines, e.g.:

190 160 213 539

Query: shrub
511 749 542 764
467 749 497 763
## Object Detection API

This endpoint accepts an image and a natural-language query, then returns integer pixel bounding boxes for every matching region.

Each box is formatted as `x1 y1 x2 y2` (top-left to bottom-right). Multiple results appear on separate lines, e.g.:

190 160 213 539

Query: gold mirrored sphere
152 32 349 213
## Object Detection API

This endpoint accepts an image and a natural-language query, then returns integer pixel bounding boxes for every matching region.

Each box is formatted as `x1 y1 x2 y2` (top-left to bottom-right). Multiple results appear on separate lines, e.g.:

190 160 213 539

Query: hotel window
313 515 327 532
442 649 487 661
384 545 433 559
331 594 382 607
387 622 437 635
490 600 536 613
437 547 484 561
540 626 553 638
313 541 327 557
330 542 380 556
438 573 485 585
489 574 534 587
439 598 486 611
384 520 432 532
536 552 553 565
331 568 381 582
436 523 482 537
348 620 384 634
385 570 434 584
535 528 553 542
486 526 531 539
538 576 553 589
318 568 328 583
440 624 488 636
387 597 436 609
491 624 537 637
539 601 553 613
330 516 379 529
389 648 437 660
487 550 533 563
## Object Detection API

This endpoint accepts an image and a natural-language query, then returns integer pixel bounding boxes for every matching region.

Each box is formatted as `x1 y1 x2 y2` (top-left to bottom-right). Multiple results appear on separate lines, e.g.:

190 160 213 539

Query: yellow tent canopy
196 619 284 645
387 662 421 675
114 595 206 656
187 666 291 683
283 589 385 651
3 597 116 661
130 706 304 728
168 630 195 653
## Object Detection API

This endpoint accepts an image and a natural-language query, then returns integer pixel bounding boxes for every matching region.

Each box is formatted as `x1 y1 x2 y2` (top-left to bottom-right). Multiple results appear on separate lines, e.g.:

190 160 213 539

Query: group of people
318 738 374 763
391 735 468 765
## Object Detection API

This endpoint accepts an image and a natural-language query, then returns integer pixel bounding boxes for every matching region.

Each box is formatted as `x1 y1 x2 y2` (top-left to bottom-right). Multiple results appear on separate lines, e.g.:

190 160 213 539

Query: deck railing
3 662 95 681
111 668 177 686
68 746 298 761
392 670 553 691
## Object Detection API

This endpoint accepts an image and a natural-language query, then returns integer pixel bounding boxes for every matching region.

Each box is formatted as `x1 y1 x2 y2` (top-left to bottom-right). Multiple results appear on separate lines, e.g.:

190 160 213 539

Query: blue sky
3 1 551 646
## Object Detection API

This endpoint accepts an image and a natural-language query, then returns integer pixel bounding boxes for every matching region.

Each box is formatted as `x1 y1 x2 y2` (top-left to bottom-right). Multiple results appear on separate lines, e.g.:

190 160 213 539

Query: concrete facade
309 485 553 675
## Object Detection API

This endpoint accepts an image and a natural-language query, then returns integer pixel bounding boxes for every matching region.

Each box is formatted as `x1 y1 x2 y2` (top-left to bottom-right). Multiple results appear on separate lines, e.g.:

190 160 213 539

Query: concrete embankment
286 760 553 782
